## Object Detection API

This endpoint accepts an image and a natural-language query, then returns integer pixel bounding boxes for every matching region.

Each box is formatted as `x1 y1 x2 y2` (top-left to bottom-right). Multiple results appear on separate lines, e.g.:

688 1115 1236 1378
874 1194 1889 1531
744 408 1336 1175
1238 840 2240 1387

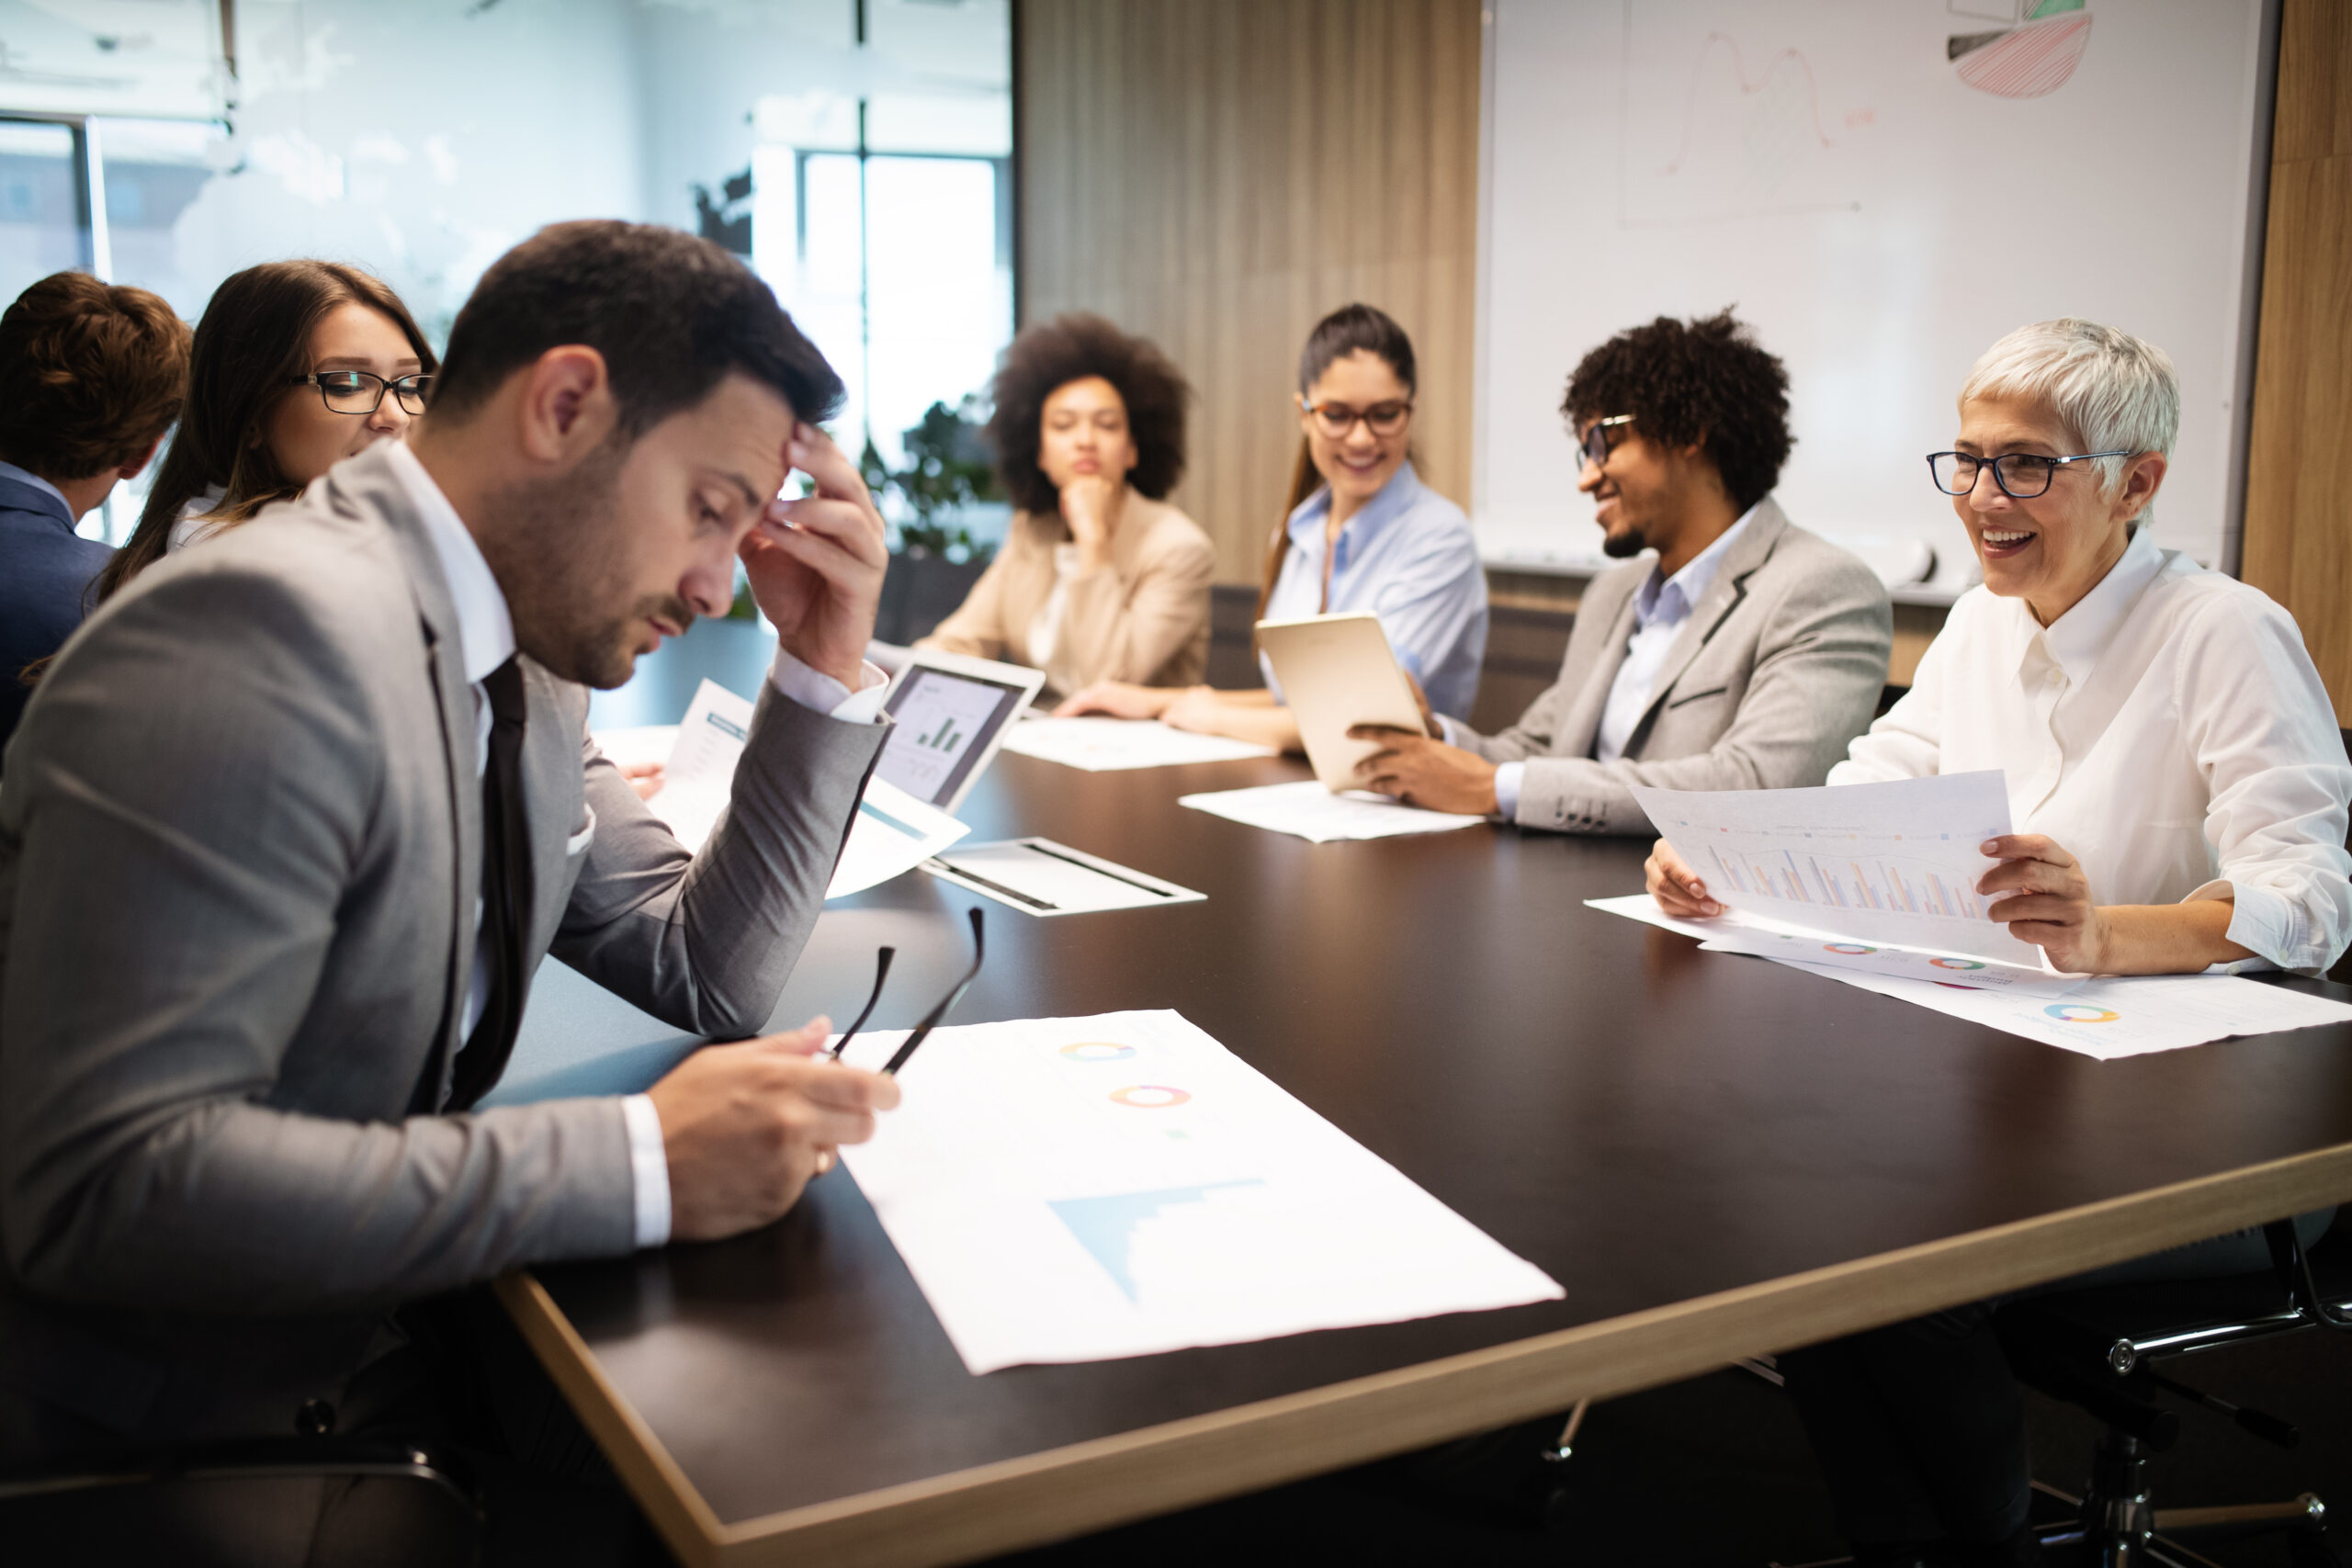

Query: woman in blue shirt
1058 303 1487 750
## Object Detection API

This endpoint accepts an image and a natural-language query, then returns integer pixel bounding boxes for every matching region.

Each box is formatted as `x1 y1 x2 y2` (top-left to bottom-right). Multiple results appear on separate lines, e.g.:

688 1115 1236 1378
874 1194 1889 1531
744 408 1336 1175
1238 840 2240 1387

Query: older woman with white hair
1646 319 2352 1567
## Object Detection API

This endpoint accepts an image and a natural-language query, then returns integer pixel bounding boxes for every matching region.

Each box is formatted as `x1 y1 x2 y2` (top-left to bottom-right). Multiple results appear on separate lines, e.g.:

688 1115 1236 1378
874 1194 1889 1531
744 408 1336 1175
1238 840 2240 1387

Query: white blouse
1830 527 2352 976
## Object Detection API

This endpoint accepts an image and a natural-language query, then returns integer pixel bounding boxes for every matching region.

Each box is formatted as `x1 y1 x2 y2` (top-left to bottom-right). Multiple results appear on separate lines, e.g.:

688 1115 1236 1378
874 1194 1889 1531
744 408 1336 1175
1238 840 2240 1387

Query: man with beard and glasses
0 222 901 1540
1350 310 1892 835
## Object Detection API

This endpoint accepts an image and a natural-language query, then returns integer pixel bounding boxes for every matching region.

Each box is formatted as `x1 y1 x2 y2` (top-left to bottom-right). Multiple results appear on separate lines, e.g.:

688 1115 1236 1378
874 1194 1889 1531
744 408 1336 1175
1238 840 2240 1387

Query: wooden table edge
506 1139 2352 1568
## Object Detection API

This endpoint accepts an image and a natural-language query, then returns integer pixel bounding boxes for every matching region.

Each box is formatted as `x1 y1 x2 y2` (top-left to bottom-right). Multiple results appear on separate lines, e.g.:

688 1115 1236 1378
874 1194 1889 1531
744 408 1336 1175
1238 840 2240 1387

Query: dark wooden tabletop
499 748 2352 1563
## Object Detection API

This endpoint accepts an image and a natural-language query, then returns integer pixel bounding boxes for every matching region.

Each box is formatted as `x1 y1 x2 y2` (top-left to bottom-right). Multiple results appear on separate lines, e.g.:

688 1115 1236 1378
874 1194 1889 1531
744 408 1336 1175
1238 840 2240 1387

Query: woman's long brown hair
96 260 435 604
1253 303 1420 626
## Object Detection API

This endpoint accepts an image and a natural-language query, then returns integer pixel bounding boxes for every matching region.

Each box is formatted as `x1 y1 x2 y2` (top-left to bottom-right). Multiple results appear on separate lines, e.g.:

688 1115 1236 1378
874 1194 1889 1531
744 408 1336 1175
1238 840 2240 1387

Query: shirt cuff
770 646 890 723
1493 761 1524 819
620 1093 672 1249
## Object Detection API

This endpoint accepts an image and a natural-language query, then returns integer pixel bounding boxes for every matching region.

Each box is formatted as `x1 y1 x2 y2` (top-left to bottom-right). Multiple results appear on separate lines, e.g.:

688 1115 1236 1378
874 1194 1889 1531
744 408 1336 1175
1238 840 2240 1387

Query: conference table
492 739 2352 1568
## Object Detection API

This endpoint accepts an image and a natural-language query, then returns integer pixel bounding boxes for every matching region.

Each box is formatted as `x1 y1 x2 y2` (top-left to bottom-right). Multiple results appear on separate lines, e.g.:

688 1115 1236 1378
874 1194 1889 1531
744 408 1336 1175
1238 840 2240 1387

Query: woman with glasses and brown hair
96 259 435 601
1058 302 1486 751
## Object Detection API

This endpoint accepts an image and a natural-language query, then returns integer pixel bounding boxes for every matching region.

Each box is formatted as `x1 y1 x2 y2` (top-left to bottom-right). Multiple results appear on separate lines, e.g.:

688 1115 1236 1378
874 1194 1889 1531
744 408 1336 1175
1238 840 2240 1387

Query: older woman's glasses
1302 397 1412 438
1578 414 1634 469
828 908 987 1077
292 370 433 417
1928 449 2128 500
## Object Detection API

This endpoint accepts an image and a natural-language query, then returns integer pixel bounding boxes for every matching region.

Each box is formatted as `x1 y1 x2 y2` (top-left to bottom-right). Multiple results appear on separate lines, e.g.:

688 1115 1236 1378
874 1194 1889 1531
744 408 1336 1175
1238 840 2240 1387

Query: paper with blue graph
1631 771 2050 970
833 1010 1563 1373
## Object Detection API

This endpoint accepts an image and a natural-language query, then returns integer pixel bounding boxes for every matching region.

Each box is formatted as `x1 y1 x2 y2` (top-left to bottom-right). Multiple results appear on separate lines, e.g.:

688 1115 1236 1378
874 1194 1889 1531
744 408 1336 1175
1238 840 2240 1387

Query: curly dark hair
984 313 1188 516
1561 310 1792 513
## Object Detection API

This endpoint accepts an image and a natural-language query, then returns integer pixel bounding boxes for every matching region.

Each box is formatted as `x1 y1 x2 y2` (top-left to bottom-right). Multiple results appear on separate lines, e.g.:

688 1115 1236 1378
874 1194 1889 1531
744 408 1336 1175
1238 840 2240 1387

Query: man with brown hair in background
0 270 190 750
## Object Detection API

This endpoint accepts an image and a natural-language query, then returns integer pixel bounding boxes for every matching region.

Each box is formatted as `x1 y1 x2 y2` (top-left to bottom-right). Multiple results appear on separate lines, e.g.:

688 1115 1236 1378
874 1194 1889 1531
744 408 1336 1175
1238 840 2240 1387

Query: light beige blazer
917 495 1215 698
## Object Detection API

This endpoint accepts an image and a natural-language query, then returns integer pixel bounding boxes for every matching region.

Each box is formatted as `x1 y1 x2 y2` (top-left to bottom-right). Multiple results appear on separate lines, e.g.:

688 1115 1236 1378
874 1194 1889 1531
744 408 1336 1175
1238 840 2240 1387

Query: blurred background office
0 0 1015 557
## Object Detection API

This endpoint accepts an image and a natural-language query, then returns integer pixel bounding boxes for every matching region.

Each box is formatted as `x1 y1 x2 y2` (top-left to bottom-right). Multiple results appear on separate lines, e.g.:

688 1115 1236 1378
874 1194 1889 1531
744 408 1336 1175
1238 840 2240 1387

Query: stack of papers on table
999 716 1276 771
599 679 967 897
1180 780 1488 842
1586 896 2352 1060
835 1010 1562 1373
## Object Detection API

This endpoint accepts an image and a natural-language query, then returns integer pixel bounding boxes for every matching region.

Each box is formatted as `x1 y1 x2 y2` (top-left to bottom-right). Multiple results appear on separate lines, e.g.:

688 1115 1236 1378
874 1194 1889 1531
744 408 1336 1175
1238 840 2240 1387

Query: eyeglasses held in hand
291 370 434 417
1300 396 1413 439
828 907 986 1077
1577 414 1634 470
1926 449 2129 501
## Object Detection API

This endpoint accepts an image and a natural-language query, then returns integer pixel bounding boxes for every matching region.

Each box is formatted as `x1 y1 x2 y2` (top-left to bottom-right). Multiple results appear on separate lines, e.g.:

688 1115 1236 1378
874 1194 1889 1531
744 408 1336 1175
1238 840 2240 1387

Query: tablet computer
875 648 1046 812
1254 612 1428 792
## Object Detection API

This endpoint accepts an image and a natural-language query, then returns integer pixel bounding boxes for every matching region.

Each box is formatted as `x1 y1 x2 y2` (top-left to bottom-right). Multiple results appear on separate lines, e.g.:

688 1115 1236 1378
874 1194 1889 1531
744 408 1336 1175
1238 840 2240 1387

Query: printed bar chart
1632 771 2042 968
1705 845 1987 919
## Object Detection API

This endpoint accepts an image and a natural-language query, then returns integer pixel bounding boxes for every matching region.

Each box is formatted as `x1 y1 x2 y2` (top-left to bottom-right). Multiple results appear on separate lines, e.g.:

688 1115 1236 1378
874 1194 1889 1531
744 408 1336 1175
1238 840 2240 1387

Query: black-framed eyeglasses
1300 396 1412 438
1927 449 2129 500
1577 414 1634 470
290 370 433 417
828 907 986 1076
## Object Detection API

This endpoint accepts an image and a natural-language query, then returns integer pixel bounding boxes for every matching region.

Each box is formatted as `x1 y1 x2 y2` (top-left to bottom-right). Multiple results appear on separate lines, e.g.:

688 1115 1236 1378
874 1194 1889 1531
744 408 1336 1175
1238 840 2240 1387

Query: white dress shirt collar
382 439 516 686
2028 525 2166 682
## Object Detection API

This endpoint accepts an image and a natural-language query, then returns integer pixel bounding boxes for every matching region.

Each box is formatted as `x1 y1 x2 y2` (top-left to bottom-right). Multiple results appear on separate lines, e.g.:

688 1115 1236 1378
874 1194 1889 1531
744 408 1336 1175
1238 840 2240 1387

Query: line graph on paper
1702 841 1989 920
1617 7 1877 228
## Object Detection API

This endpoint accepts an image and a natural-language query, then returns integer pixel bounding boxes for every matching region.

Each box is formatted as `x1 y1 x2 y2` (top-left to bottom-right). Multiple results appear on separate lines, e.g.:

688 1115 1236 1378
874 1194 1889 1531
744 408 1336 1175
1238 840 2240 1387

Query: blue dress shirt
1258 462 1488 719
0 461 111 754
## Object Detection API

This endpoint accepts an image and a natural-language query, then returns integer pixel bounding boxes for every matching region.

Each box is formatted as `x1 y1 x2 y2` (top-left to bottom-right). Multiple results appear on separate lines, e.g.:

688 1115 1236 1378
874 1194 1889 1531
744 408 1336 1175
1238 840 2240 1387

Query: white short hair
1960 319 2178 500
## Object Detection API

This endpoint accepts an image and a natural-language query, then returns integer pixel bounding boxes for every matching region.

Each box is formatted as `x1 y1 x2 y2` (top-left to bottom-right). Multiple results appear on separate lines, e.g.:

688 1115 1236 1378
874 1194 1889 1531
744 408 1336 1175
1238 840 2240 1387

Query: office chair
0 1433 483 1567
1993 1216 2352 1567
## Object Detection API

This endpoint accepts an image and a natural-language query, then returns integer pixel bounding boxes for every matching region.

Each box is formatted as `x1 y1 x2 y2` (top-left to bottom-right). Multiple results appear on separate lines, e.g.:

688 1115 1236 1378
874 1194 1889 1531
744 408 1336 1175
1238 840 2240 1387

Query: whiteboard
1474 0 2276 592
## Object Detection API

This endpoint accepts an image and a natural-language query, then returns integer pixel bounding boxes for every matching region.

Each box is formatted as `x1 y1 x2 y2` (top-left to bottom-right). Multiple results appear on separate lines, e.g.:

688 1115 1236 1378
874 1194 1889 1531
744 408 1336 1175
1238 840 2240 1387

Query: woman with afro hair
916 313 1214 700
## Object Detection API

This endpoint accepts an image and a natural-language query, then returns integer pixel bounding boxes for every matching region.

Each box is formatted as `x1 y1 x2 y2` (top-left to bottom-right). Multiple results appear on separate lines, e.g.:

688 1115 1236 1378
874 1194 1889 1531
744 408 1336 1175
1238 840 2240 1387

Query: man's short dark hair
985 313 1189 515
0 271 190 480
430 220 843 438
1561 310 1792 513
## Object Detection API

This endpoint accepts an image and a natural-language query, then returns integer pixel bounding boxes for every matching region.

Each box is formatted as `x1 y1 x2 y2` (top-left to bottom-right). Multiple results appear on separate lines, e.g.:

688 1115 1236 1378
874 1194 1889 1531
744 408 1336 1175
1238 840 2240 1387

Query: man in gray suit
0 222 902 1467
1355 311 1891 831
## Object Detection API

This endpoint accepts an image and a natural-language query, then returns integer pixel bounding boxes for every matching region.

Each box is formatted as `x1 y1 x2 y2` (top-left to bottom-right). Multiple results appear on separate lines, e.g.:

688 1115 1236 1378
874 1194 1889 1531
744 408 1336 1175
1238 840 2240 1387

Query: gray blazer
0 443 886 1452
1456 498 1891 834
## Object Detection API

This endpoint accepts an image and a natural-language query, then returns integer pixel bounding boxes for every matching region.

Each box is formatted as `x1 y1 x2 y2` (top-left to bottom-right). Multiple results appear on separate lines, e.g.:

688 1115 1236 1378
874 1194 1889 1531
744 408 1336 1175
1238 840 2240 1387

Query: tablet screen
876 664 1028 807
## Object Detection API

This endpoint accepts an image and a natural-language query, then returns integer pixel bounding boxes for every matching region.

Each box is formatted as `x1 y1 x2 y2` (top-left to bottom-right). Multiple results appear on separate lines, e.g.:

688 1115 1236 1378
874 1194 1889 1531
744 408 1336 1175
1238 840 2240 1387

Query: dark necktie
448 655 534 1111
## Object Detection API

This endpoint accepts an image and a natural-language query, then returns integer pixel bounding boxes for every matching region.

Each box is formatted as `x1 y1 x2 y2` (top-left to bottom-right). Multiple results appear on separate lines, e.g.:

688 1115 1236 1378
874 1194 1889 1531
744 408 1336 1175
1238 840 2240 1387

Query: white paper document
589 723 677 774
925 838 1204 916
1180 780 1489 842
1630 772 2045 968
608 679 967 897
828 778 972 898
1697 923 2085 998
629 679 756 854
1584 895 2352 1059
1785 962 2352 1060
835 1010 1563 1373
1000 716 1277 772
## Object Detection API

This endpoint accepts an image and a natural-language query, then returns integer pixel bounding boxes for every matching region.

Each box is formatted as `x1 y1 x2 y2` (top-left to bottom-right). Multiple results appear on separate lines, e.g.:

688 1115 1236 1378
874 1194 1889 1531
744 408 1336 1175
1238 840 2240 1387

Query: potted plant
866 397 1005 644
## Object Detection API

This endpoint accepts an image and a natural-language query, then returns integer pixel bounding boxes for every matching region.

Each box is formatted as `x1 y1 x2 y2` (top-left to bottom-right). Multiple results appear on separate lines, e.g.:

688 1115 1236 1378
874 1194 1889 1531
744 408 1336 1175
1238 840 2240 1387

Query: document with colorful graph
1777 964 2352 1062
1631 771 2048 969
833 1010 1563 1373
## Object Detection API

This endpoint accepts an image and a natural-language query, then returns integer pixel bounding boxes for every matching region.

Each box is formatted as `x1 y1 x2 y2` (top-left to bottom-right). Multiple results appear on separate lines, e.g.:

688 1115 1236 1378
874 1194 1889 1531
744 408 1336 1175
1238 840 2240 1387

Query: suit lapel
1625 499 1790 739
1558 573 1642 758
325 447 483 1108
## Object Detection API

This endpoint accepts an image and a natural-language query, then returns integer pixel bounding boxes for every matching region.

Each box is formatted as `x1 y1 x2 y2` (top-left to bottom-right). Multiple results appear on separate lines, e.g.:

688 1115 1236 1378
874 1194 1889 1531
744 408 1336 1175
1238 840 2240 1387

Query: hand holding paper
1629 772 2050 969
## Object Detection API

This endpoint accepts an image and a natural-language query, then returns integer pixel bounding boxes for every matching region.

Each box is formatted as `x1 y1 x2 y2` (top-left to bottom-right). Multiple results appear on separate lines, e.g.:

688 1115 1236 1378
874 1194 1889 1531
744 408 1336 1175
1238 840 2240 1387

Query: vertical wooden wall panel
1017 0 1483 583
2244 0 2352 720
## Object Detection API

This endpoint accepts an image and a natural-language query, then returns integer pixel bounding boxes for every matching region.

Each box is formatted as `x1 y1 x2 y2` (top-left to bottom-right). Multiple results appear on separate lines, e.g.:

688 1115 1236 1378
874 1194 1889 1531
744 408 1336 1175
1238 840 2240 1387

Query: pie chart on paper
1948 0 2093 100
